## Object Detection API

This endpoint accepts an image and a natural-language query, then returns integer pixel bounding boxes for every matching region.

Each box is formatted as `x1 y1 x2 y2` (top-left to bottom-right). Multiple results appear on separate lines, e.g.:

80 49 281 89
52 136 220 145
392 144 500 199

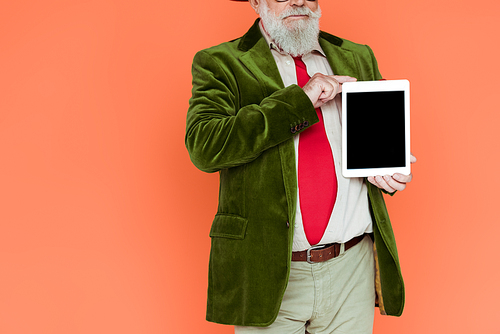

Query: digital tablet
341 79 410 178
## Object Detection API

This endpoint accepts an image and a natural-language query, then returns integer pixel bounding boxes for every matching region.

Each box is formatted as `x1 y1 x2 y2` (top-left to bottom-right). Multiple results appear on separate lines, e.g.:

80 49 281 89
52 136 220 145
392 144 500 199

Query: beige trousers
235 235 376 334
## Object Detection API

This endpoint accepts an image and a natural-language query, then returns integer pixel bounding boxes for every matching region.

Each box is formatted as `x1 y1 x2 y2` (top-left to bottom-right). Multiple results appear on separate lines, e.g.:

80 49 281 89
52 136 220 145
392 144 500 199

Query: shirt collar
258 20 326 58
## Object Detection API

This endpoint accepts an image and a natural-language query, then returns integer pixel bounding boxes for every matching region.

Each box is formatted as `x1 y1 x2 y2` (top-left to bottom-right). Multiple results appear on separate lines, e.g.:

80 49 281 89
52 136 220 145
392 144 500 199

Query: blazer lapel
319 35 362 80
238 19 285 95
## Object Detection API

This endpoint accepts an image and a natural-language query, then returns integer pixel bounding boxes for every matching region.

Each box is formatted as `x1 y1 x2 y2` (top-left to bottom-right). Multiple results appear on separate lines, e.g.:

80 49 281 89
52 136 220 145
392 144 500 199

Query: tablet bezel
341 79 410 178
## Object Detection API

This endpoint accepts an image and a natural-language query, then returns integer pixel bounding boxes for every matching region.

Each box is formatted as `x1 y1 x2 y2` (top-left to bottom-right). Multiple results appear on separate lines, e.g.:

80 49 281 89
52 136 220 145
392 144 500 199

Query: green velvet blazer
186 19 405 326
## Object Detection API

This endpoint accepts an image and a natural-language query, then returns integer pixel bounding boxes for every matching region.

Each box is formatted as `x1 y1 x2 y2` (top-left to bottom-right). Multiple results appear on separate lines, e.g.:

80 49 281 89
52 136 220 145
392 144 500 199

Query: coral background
1 0 499 333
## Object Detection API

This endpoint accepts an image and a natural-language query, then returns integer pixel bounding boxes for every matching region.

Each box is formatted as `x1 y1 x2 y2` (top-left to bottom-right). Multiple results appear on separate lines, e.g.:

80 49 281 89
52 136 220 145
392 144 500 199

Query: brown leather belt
292 234 366 263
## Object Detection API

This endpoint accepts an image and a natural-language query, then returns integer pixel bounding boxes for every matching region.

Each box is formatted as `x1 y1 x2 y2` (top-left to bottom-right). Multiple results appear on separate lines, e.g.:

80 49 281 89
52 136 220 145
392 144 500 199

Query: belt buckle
306 244 326 264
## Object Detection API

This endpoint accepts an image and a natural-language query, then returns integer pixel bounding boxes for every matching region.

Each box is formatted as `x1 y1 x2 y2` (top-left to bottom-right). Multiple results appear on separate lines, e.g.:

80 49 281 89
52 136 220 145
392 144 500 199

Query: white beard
259 1 321 57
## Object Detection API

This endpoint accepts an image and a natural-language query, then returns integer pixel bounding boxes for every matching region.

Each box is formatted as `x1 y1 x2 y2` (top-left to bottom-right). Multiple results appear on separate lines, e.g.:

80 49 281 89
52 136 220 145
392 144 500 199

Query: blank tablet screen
346 91 406 169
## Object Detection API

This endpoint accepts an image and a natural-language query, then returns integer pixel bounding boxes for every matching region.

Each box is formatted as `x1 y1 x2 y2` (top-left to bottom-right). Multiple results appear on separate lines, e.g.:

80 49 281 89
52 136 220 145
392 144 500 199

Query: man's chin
282 18 309 31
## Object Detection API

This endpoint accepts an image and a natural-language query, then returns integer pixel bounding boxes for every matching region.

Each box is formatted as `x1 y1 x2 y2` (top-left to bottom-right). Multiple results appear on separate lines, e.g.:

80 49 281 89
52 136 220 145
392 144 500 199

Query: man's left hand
367 154 417 193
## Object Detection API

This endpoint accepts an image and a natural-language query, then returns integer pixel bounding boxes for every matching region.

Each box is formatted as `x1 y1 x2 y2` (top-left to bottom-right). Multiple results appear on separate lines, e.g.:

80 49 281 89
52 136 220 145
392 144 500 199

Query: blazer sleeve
185 50 319 173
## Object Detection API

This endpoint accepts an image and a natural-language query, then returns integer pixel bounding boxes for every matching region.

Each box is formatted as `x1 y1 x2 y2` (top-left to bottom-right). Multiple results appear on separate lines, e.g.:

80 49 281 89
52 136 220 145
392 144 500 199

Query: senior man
185 0 415 333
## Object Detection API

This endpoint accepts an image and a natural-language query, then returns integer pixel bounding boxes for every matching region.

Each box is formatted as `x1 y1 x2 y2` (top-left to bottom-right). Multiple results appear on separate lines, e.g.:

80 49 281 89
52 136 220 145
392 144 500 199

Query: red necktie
293 57 337 246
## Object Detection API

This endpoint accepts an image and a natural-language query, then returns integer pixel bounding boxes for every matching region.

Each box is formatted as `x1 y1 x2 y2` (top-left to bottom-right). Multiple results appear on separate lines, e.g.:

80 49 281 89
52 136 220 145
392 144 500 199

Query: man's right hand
302 73 357 109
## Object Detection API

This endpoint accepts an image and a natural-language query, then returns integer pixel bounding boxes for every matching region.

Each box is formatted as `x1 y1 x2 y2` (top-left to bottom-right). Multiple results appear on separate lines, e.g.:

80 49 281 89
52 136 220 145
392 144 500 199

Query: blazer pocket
209 214 248 240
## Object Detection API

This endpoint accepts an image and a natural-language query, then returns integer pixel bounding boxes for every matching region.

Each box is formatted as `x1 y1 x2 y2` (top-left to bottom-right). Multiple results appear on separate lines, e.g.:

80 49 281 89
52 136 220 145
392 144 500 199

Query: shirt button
286 60 291 65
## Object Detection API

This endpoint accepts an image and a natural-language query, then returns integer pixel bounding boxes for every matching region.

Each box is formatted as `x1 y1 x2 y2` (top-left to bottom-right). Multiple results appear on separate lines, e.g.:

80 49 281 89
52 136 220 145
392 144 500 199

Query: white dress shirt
259 24 373 251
